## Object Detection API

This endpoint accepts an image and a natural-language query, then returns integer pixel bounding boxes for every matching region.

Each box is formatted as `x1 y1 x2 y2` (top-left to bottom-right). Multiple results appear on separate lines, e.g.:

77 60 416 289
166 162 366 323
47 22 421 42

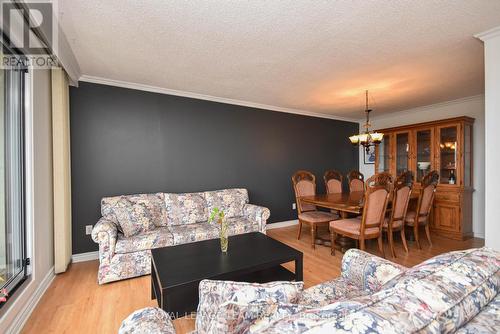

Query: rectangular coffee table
151 232 303 318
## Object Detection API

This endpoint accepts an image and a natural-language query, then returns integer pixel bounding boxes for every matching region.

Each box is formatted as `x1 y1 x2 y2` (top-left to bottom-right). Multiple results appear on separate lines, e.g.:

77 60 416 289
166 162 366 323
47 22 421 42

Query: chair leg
424 224 432 247
330 230 336 255
414 224 421 250
297 220 303 240
388 230 396 258
378 236 385 258
400 228 409 253
310 224 316 249
359 239 365 251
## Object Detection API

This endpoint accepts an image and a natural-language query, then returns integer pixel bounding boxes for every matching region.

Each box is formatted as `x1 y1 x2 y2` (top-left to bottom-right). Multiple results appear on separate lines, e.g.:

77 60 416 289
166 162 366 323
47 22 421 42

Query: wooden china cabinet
374 117 474 240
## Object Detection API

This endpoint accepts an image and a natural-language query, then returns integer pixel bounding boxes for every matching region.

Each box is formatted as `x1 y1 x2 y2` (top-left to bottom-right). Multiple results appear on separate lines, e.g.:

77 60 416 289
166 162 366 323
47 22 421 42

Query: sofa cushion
115 227 174 254
298 277 368 308
225 217 260 236
209 302 309 334
101 193 166 237
455 293 500 334
205 188 249 219
163 192 207 226
196 279 304 334
256 247 500 334
167 222 219 245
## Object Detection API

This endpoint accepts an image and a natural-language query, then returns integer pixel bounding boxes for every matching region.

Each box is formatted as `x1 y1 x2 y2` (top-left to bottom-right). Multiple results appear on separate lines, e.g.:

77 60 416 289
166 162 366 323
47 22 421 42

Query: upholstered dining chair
405 170 439 249
330 173 393 257
324 170 343 194
348 170 365 193
292 170 338 249
383 171 413 258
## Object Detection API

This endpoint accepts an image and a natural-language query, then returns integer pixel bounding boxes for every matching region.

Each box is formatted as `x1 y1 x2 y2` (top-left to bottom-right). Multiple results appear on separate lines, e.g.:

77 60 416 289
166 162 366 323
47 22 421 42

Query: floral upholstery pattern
101 193 166 237
93 188 270 284
205 188 249 218
340 248 406 293
168 222 219 245
115 227 173 254
255 247 500 334
163 192 207 226
225 217 260 236
298 277 368 308
242 204 271 233
456 294 500 334
195 279 304 334
119 307 175 334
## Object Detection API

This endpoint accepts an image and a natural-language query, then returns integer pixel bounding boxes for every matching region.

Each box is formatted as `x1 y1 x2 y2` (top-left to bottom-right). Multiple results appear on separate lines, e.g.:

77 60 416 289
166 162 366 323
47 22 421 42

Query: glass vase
219 219 229 253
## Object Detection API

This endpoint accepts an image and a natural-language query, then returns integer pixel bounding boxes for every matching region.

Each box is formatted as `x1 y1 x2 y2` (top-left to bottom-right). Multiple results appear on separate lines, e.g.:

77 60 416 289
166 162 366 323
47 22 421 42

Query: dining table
298 191 419 251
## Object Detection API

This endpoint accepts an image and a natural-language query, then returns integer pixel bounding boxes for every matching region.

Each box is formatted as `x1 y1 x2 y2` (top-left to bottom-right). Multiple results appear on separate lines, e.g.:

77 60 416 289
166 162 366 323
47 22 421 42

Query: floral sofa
119 247 500 333
91 188 270 284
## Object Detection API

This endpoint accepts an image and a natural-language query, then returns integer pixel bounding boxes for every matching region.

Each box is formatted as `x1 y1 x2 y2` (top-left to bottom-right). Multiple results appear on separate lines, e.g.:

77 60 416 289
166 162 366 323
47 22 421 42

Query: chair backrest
389 171 414 228
416 171 439 221
292 170 317 213
348 170 365 193
361 173 393 233
324 170 343 195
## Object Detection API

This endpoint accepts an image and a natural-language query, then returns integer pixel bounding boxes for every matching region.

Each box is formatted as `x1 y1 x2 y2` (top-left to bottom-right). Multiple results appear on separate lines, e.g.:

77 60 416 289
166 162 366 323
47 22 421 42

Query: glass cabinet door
395 132 410 176
463 123 472 187
438 125 459 185
415 128 433 182
376 134 392 173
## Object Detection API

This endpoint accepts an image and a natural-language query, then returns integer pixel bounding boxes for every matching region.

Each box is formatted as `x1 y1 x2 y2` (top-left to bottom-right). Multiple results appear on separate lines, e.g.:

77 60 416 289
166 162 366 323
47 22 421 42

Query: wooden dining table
298 191 419 251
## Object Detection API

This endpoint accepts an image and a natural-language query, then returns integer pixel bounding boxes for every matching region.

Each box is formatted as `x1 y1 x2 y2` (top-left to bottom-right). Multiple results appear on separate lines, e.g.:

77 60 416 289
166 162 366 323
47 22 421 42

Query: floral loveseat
119 247 500 333
91 188 270 284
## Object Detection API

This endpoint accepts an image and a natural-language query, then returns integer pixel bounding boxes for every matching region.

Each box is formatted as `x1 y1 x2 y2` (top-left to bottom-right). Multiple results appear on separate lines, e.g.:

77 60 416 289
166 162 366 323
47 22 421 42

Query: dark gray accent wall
70 82 358 254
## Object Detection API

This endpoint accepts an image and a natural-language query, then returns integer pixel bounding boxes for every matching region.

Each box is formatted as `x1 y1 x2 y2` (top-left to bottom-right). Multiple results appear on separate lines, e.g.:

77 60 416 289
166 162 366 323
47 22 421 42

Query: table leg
295 255 303 281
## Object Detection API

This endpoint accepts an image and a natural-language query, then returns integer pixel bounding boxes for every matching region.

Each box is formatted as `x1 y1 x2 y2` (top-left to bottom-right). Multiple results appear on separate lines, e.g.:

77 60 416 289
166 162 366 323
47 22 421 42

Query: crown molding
78 75 357 122
475 26 500 41
358 94 484 123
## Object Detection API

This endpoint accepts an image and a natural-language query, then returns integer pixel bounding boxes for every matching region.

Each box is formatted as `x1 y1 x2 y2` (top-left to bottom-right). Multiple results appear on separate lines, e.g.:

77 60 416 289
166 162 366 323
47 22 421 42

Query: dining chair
292 170 338 249
348 170 365 193
330 172 393 257
383 171 413 258
405 170 439 249
324 170 343 194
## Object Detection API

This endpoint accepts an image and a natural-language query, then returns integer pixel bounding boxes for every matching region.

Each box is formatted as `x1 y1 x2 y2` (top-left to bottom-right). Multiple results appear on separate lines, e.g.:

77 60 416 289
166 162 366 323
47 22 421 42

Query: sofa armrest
119 307 176 334
243 204 271 233
91 217 118 262
340 249 407 293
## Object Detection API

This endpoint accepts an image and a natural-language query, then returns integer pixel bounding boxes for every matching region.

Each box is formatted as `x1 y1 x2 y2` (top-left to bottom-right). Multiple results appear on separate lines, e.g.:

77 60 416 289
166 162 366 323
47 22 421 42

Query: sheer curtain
52 68 72 274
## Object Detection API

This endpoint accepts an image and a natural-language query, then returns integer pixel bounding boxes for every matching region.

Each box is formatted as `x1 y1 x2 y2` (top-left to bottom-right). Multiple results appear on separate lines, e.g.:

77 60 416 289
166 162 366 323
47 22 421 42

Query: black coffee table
151 232 303 318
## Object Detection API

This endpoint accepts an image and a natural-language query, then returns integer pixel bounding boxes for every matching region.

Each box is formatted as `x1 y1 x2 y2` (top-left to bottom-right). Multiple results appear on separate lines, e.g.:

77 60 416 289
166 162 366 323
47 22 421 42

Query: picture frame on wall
364 146 376 164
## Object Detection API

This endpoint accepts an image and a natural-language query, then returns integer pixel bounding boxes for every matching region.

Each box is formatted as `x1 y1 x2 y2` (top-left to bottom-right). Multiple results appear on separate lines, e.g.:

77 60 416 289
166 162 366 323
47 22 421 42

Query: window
0 42 28 302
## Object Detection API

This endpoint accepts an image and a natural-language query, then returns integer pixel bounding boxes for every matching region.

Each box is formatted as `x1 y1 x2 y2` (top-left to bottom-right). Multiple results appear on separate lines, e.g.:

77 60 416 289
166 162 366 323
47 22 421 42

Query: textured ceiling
59 1 500 119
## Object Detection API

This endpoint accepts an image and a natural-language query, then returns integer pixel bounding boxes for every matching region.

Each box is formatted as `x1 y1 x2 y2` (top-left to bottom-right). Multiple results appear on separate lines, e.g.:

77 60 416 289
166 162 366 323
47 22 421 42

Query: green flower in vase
209 207 229 253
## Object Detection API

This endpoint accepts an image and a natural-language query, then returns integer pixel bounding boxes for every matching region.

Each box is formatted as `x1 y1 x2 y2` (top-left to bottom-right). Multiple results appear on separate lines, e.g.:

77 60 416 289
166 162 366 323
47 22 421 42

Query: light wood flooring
22 225 484 334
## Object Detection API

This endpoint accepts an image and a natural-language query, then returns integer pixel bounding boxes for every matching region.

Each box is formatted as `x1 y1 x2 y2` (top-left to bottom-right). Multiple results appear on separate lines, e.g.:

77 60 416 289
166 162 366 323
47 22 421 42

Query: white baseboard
7 266 55 334
267 220 298 230
72 251 99 263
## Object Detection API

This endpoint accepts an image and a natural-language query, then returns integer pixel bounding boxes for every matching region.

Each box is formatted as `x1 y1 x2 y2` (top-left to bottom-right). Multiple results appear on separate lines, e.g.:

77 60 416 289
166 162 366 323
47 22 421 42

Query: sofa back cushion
162 192 207 226
204 188 249 219
255 247 500 334
101 193 165 237
196 279 303 334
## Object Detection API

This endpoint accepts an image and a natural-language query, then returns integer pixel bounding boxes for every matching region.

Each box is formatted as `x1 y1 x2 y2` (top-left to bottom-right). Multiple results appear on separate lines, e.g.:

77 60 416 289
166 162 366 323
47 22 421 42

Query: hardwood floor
22 225 484 334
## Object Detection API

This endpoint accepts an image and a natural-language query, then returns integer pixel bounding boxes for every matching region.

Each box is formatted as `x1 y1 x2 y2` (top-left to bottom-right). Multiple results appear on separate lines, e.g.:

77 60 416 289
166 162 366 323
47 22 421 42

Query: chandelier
349 90 384 153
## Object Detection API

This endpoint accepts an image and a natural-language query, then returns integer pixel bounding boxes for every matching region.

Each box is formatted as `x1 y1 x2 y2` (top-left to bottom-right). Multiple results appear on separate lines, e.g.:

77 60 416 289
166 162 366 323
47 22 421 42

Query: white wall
478 27 500 251
0 68 55 332
358 95 485 238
